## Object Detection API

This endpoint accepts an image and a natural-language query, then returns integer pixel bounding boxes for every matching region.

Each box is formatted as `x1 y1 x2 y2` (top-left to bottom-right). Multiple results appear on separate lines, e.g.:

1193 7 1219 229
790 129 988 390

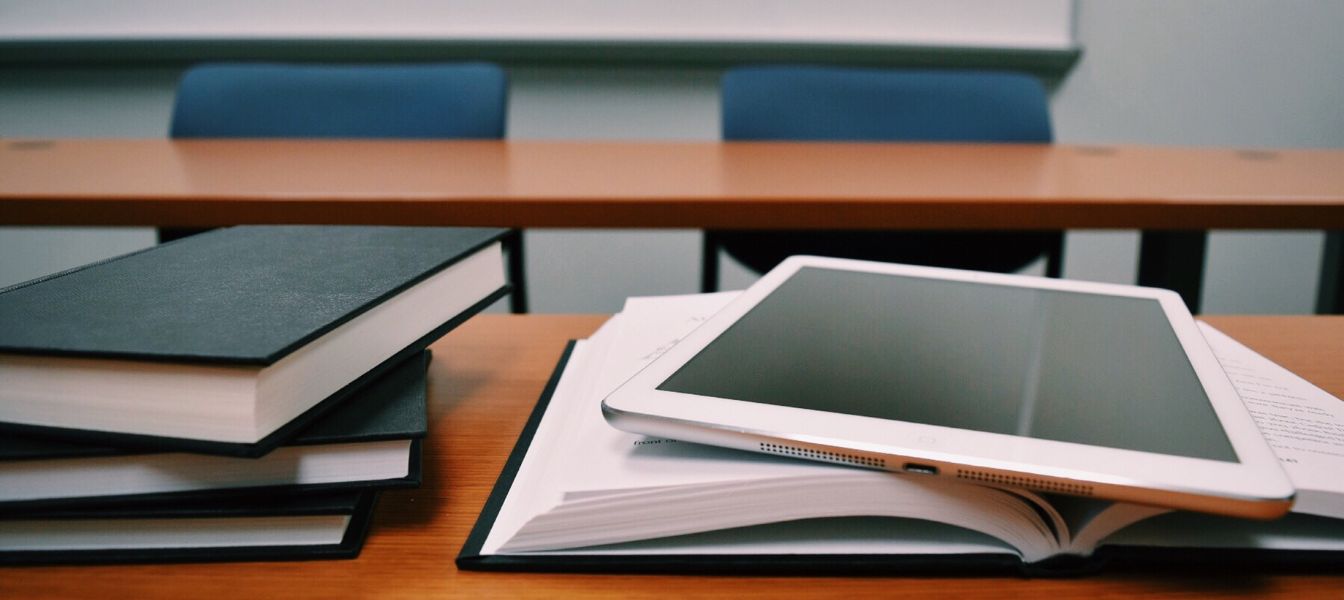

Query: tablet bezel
602 256 1294 519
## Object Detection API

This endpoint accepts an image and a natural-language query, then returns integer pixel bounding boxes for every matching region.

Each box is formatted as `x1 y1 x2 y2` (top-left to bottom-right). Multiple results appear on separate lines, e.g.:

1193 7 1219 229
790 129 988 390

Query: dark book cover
0 226 508 456
0 225 507 364
0 352 430 508
0 491 379 565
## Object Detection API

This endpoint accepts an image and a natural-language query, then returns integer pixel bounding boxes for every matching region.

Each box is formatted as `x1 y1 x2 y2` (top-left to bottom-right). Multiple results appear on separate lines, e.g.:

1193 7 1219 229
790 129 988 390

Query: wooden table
3 139 1343 312
3 314 1341 598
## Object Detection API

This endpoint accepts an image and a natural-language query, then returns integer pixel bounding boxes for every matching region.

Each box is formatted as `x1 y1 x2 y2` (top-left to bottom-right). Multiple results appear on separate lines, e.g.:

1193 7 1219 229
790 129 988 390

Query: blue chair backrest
171 63 507 139
722 66 1051 143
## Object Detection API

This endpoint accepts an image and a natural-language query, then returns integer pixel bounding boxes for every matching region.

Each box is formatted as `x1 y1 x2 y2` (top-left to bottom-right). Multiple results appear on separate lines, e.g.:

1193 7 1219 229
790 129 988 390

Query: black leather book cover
0 225 507 363
0 491 379 565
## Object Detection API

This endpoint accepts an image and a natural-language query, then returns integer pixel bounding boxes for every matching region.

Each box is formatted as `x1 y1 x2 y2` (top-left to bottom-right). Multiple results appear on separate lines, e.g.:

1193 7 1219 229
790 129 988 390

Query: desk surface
3 139 1344 229
3 314 1342 598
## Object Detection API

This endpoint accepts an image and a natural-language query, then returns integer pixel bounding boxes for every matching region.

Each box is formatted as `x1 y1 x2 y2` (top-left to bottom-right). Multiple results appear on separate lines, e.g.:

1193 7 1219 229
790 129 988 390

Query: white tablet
603 257 1294 519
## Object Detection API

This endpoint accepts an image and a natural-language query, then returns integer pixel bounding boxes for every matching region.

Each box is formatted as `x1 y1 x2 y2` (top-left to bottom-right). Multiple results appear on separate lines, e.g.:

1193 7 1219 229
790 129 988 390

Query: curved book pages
460 293 1344 574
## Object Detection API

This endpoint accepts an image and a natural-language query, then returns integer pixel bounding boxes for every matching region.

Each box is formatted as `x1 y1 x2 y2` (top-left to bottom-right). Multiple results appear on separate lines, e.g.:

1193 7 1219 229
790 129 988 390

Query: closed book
0 225 508 456
0 490 379 565
0 351 431 508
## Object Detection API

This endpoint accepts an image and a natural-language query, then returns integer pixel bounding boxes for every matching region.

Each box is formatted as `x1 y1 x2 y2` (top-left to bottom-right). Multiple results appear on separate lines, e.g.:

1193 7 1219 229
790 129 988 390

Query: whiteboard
0 0 1075 51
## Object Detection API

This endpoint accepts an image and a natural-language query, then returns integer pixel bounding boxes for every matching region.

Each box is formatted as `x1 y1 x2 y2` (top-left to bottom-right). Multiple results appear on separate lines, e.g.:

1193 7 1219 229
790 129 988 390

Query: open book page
483 293 1067 562
479 295 1344 563
1050 496 1171 554
1199 322 1344 519
502 471 1064 561
478 316 625 556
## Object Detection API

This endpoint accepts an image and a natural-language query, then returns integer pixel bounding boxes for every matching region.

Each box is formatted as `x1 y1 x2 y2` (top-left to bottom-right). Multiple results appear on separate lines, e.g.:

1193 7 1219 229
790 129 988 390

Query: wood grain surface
3 139 1343 229
3 314 1343 598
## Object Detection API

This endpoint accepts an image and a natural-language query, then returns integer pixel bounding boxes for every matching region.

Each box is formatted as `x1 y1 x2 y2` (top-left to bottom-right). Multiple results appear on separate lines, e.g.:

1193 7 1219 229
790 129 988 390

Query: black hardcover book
0 225 508 456
458 343 1344 577
0 490 379 565
0 351 431 509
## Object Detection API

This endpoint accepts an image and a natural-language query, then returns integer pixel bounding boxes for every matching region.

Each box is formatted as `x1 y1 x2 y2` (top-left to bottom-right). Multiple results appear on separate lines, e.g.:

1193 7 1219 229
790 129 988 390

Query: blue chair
703 66 1062 292
170 63 506 139
166 62 526 312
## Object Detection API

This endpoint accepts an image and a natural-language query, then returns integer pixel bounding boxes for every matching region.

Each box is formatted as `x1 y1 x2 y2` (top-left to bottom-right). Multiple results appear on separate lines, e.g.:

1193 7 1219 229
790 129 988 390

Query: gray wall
1053 1 1342 314
3 0 1341 313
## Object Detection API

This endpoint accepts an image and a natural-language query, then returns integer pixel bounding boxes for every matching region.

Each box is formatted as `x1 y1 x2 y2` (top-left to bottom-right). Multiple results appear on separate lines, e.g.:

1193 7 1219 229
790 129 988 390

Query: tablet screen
658 267 1239 462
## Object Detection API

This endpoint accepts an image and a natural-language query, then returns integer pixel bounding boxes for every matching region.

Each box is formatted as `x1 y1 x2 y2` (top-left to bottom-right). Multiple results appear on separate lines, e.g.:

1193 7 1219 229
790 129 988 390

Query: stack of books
0 226 510 564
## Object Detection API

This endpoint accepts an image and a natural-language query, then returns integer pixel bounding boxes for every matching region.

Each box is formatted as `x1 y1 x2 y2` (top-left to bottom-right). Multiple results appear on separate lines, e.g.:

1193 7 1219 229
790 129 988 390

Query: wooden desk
3 314 1341 598
3 139 1343 311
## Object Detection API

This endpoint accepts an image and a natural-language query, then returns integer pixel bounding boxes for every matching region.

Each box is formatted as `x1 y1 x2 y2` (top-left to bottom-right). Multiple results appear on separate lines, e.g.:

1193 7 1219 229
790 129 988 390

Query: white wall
2 0 1342 313
2 0 1075 49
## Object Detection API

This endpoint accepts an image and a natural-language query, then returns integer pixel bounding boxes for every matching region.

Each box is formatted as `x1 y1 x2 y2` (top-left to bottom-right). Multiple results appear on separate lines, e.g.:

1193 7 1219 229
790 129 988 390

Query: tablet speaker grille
759 442 885 469
956 469 1094 496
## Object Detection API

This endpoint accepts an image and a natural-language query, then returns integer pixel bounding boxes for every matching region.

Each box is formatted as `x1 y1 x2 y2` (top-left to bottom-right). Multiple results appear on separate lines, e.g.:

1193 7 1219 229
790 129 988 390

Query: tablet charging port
903 463 939 475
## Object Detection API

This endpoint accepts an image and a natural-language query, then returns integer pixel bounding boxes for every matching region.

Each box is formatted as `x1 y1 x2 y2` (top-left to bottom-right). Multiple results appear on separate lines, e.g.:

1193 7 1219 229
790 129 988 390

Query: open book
459 293 1344 574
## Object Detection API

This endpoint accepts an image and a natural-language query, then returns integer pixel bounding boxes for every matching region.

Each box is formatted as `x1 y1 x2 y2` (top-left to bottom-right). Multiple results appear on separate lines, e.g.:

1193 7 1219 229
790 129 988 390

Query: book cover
0 226 504 363
0 491 379 565
0 351 430 508
0 226 509 455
